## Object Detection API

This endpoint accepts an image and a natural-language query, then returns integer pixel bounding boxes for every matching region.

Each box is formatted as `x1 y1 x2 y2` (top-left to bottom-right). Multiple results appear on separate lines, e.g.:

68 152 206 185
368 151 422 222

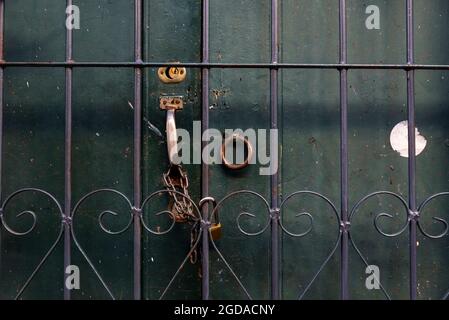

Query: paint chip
390 120 427 157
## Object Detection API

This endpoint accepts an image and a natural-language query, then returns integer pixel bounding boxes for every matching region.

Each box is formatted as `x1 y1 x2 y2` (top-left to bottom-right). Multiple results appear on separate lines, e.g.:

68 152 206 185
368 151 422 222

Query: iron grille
0 0 449 300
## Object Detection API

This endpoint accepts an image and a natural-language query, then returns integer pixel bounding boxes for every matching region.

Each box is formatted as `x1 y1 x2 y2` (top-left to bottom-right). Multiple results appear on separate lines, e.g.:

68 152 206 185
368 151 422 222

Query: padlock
210 208 222 241
210 222 222 241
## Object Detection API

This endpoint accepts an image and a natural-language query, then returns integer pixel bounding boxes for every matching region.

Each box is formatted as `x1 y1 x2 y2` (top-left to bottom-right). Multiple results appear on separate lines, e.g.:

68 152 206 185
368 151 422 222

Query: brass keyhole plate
158 65 187 84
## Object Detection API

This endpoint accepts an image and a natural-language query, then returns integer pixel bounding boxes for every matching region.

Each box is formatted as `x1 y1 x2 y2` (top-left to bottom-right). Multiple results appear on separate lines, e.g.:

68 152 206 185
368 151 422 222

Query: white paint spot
390 121 427 157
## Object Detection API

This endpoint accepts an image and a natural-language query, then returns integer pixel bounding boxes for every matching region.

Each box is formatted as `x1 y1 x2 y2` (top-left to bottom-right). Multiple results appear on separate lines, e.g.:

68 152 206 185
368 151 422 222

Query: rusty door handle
166 109 178 164
160 96 184 164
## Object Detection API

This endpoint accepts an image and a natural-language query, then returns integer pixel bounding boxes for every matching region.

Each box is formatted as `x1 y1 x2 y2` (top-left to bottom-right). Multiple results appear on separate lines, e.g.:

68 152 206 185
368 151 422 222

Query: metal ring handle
221 134 254 170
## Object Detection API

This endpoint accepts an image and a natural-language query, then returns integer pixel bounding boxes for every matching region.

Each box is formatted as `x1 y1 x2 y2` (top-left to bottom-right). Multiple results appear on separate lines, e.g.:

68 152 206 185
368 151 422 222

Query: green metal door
1 0 449 300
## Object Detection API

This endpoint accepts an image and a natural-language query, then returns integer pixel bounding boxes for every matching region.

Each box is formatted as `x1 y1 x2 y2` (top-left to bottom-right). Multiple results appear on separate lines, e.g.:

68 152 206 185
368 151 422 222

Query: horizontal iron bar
1 61 449 70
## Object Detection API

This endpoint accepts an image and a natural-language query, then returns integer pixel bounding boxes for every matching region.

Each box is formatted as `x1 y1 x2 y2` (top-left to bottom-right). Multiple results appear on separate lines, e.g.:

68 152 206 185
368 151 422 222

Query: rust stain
211 88 229 101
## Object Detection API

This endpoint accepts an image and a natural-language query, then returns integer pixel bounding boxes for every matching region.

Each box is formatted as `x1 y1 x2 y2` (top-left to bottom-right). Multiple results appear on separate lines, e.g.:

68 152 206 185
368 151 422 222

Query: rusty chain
162 164 200 264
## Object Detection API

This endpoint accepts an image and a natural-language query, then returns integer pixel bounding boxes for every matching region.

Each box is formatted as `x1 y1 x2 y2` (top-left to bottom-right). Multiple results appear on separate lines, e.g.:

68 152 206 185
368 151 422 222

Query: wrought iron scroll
0 187 448 299
0 189 64 299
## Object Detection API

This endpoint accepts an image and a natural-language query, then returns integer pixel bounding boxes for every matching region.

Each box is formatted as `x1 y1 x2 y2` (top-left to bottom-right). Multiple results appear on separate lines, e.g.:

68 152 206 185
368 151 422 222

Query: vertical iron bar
270 0 280 300
339 0 349 300
0 1 4 284
201 0 210 300
133 0 143 300
0 0 4 201
64 0 73 301
406 0 417 301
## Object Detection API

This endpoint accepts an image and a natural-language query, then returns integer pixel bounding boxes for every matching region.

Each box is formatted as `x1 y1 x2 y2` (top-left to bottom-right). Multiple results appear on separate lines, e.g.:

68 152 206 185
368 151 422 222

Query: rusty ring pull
221 134 254 170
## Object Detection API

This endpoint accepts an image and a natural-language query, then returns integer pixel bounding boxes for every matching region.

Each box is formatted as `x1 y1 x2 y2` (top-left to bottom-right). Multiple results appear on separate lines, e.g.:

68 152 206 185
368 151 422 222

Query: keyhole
165 67 176 79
